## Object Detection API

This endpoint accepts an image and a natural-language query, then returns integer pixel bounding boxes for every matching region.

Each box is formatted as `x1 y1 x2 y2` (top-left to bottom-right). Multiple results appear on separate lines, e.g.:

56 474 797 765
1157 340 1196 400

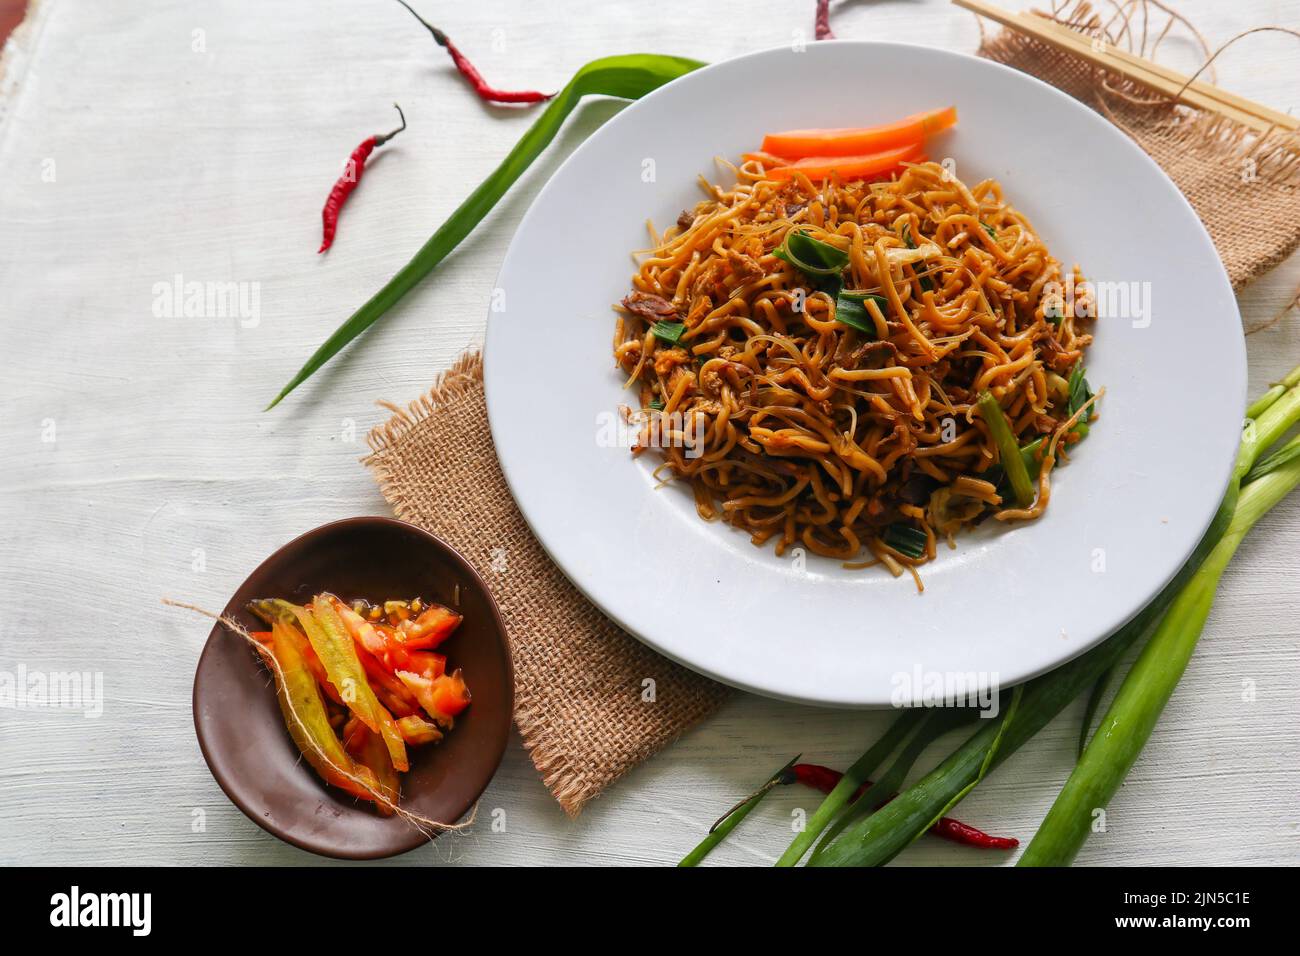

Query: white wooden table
1 0 1297 866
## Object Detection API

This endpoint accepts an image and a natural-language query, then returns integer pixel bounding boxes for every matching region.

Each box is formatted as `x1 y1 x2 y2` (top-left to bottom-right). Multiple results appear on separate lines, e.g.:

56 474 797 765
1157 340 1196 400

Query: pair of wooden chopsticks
953 0 1299 135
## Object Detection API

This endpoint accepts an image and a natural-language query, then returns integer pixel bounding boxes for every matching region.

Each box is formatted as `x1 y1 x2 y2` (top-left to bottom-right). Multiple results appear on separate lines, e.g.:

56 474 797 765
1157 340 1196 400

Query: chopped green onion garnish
648 398 665 411
833 289 888 334
774 229 850 277
839 290 889 308
1067 362 1094 421
977 391 1035 508
833 291 886 336
650 320 686 347
981 222 998 240
882 523 927 559
1020 437 1044 482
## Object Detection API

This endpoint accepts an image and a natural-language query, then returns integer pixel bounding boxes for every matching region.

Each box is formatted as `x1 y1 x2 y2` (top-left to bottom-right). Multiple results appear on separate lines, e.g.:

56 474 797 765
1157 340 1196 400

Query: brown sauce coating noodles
613 159 1095 585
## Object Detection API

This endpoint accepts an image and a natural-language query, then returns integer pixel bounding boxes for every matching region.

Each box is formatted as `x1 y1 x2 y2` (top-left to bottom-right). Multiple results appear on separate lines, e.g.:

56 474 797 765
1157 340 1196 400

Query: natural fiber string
1246 281 1300 336
164 598 475 839
1172 26 1300 100
977 0 1300 291
362 353 730 817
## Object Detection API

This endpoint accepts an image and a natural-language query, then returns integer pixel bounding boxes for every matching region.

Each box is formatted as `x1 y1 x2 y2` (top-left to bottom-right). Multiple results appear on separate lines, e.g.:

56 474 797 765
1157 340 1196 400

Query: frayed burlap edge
977 1 1300 289
363 351 729 816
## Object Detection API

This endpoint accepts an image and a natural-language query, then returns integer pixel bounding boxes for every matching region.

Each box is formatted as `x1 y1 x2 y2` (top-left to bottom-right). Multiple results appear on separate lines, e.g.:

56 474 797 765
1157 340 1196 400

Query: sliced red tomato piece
395 669 472 727
405 651 446 680
400 604 463 649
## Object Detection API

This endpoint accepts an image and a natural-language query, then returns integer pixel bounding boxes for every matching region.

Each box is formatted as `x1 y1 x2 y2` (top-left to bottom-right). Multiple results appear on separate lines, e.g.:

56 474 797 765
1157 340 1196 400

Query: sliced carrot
762 106 956 160
767 143 924 183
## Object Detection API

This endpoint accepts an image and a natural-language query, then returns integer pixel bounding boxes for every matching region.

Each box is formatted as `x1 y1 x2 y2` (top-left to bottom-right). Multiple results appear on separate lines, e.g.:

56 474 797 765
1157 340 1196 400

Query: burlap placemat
365 4 1299 817
977 1 1300 289
365 353 729 816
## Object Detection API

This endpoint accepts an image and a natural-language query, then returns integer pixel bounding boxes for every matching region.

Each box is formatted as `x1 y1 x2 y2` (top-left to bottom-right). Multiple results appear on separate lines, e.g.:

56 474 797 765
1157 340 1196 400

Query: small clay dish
192 517 513 859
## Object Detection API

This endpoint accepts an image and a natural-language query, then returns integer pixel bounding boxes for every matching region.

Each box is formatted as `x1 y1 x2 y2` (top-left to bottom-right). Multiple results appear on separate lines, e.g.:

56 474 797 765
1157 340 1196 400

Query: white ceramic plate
484 42 1244 707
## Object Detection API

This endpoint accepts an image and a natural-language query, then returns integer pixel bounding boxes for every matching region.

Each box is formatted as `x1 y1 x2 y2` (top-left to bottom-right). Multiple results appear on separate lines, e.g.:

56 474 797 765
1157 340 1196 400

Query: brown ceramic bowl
192 517 513 859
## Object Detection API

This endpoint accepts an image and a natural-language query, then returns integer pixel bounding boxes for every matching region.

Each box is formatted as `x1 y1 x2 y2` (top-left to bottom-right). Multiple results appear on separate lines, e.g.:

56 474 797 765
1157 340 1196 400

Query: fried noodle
613 159 1096 585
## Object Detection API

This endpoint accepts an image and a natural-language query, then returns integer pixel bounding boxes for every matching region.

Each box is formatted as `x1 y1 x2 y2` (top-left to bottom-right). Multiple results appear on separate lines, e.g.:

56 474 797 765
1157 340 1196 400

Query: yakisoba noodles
613 147 1098 590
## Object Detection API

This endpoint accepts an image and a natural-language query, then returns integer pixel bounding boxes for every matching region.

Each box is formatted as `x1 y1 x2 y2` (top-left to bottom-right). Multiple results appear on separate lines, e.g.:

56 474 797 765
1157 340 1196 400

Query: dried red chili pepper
786 763 1018 851
318 105 407 254
815 0 836 40
396 0 552 104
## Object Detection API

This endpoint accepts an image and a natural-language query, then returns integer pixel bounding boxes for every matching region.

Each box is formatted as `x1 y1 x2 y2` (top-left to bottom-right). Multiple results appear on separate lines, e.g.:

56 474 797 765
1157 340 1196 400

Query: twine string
164 598 474 839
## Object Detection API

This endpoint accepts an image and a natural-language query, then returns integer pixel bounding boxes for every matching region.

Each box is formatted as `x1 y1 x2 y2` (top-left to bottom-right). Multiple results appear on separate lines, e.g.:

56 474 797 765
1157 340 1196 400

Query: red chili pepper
396 1 552 104
929 816 1020 850
786 763 1019 850
318 105 407 254
815 0 836 41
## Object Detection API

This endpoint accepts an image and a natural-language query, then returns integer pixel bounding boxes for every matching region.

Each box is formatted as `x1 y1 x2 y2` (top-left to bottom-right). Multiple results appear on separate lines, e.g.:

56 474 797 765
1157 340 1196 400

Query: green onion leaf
650 320 686 346
832 291 886 336
1020 437 1044 481
775 229 850 277
1244 434 1300 485
977 391 1035 508
678 754 799 867
882 523 927 559
839 290 889 308
267 53 706 408
648 398 665 411
1076 663 1117 760
981 222 998 240
1067 361 1094 422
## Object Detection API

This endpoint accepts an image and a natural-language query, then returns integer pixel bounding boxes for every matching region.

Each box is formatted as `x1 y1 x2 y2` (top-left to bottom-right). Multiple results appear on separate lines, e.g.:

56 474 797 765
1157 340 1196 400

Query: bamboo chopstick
953 0 1299 135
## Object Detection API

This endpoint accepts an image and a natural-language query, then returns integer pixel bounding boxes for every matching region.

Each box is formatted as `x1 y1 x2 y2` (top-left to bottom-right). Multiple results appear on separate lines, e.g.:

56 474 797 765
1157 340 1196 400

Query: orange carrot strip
762 106 956 160
767 143 924 183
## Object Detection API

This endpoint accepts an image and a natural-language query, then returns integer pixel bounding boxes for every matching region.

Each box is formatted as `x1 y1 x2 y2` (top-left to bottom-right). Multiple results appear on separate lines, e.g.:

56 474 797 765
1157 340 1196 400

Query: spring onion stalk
678 755 798 867
1020 432 1300 865
1076 664 1117 759
268 53 705 408
1245 434 1300 484
798 460 1254 866
767 367 1300 867
814 366 1300 868
808 707 975 861
1244 364 1300 419
774 710 922 866
781 373 1292 866
810 687 1022 866
977 391 1035 507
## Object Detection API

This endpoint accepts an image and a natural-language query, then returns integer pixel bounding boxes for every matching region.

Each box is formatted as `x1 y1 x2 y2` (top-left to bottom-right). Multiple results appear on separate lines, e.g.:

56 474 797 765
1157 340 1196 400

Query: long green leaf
678 754 799 867
825 365 1300 868
811 685 1022 866
774 709 922 867
808 706 973 862
1021 433 1300 865
1076 663 1117 759
794 475 1243 867
268 53 705 408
